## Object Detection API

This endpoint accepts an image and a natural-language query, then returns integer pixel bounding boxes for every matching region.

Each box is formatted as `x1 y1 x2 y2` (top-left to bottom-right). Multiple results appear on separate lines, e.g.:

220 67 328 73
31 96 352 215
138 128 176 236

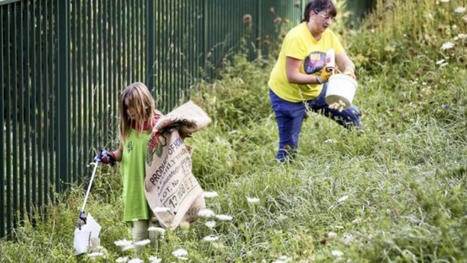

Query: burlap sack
145 101 211 229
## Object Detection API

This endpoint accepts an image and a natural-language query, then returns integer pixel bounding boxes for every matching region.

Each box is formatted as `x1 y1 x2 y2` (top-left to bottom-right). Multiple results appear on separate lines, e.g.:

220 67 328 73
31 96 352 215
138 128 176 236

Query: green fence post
257 0 262 58
57 0 70 192
146 0 155 92
203 0 208 76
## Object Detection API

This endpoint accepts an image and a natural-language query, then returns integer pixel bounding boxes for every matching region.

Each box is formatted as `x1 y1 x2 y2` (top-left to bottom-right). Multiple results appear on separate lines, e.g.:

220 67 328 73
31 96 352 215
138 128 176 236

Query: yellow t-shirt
268 22 345 102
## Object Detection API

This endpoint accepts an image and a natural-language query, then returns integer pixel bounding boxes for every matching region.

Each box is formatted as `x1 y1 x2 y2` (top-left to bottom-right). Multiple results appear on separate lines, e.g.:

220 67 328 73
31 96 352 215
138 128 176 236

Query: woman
268 0 361 162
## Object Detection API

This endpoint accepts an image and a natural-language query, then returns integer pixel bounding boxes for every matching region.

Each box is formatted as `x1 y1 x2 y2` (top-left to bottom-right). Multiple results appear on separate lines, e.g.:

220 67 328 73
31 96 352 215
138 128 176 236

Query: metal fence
0 0 303 238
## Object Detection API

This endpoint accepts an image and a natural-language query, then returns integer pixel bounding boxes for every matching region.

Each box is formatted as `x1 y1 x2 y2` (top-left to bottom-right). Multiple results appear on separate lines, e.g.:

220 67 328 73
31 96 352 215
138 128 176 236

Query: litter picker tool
73 161 102 255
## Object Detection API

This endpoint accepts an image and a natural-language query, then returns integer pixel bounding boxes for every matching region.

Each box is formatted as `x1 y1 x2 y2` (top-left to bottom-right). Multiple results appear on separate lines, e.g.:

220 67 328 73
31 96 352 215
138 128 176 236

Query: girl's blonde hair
118 82 155 143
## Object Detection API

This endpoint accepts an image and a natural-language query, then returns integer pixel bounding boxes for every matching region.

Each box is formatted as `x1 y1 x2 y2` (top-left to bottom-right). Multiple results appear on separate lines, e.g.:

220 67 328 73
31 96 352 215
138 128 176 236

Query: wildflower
114 239 132 247
326 231 337 240
215 214 233 221
331 250 343 257
440 0 449 2
128 258 144 263
87 252 104 258
198 208 215 218
122 244 135 251
342 234 354 246
337 195 348 203
455 7 466 13
205 220 216 228
149 256 162 263
324 139 337 144
440 41 454 50
273 17 282 24
202 235 219 242
154 207 170 213
172 248 188 258
134 239 151 247
148 226 165 235
453 33 467 40
351 217 362 224
116 256 129 263
436 59 445 65
243 14 252 25
272 255 292 263
247 197 260 204
203 191 219 198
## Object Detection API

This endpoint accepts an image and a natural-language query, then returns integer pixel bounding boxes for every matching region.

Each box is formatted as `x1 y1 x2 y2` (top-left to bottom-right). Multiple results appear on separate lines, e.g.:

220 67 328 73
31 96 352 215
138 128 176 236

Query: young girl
94 82 162 243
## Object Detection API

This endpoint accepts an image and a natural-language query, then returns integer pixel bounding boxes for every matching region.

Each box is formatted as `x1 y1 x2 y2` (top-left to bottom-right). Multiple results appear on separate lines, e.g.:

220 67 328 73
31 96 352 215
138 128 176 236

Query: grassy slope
1 1 466 262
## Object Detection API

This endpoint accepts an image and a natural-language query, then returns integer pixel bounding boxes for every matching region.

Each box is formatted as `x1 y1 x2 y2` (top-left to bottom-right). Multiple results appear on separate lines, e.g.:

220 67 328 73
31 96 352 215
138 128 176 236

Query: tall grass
1 0 466 262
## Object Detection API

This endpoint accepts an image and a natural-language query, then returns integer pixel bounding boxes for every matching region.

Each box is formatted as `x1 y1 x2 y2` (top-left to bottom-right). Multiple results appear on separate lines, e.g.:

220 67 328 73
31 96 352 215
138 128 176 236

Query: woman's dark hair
301 0 337 22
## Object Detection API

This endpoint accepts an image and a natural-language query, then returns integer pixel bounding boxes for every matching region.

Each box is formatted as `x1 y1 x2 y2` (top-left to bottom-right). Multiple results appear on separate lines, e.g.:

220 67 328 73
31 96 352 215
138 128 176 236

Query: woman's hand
319 66 335 83
336 52 356 80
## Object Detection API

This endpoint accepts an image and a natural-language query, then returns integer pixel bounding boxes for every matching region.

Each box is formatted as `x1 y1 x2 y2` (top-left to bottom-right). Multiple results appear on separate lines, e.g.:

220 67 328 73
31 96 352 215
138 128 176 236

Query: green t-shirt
268 22 345 102
120 129 151 222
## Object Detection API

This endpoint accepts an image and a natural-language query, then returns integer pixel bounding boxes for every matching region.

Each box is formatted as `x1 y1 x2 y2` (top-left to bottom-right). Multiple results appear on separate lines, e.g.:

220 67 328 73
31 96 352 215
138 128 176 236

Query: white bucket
325 73 358 109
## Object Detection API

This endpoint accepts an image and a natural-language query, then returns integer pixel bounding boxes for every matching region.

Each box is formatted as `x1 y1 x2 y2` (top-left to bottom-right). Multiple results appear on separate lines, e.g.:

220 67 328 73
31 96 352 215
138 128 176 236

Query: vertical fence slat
6 3 12 235
12 2 19 230
24 0 30 221
146 0 154 93
57 0 70 190
18 1 25 223
0 5 5 238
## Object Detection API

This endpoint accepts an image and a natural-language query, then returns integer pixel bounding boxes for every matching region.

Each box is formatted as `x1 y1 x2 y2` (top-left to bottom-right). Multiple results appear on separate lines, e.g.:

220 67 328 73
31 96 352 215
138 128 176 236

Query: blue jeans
269 84 361 162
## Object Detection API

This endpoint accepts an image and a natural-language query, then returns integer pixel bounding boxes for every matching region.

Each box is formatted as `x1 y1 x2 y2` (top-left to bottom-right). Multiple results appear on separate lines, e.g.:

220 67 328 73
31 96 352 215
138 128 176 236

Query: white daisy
441 41 454 50
87 252 104 257
440 0 449 3
149 256 162 263
343 234 354 246
215 214 233 221
114 239 132 247
122 244 135 251
154 207 171 213
272 255 292 263
148 226 166 235
198 208 215 218
116 256 129 263
128 258 144 263
454 7 465 13
203 191 219 198
453 33 467 40
331 250 344 257
337 195 348 203
134 239 151 247
172 248 188 258
326 231 337 240
436 59 445 65
351 217 362 224
205 220 216 228
324 139 337 143
202 235 219 242
247 197 260 204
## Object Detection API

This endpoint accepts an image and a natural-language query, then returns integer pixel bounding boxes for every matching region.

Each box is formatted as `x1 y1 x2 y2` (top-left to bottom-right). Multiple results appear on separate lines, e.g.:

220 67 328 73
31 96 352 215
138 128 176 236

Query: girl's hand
94 150 116 166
